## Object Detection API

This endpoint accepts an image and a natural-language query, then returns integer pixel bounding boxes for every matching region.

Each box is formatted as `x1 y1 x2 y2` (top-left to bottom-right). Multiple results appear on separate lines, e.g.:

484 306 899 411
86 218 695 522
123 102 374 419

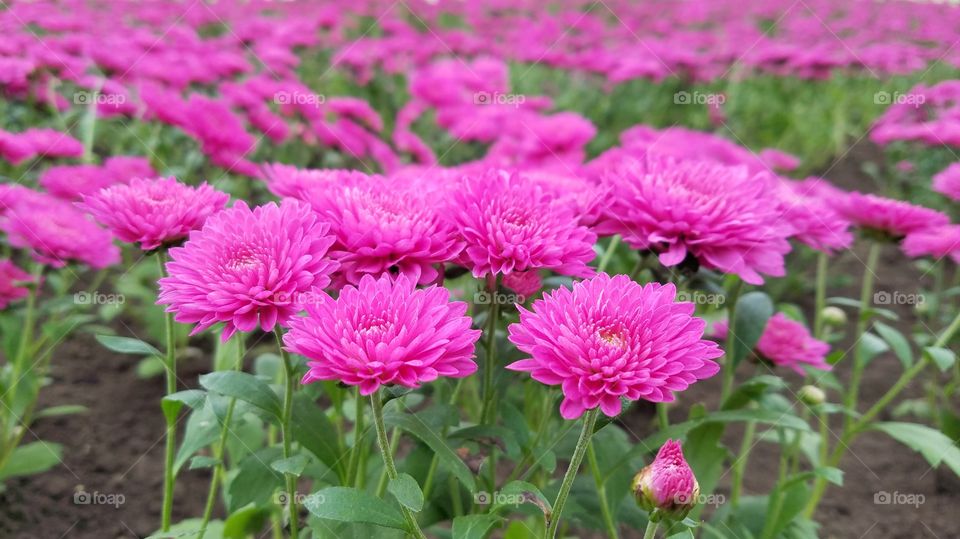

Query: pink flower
838 192 949 239
715 313 830 374
305 176 463 286
932 163 960 202
261 163 374 199
40 156 156 199
1 195 119 268
0 260 33 310
450 170 596 278
776 180 853 253
158 200 338 341
597 155 792 285
902 225 960 263
507 273 722 419
632 439 700 519
78 177 229 250
286 274 481 395
759 148 800 172
503 270 542 299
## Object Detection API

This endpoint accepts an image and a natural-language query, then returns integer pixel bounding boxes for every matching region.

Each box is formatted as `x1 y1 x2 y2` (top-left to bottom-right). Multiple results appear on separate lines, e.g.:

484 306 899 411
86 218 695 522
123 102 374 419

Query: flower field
1 1 959 538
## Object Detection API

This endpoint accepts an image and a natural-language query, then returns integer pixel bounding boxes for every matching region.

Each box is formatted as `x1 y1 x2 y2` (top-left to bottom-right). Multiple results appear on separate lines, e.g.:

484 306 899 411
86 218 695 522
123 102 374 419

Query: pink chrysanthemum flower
158 200 338 341
507 273 722 419
503 270 542 300
632 439 700 519
305 178 463 286
260 163 375 199
932 163 960 202
903 225 960 263
838 193 949 239
79 177 229 250
714 313 830 374
776 180 853 253
286 274 481 395
0 260 33 310
1 196 119 268
450 170 596 278
597 155 792 285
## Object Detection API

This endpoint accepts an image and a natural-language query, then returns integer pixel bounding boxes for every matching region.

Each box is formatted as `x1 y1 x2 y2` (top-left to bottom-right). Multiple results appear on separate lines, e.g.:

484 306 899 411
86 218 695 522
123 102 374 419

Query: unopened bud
798 385 826 406
632 439 699 521
821 306 847 327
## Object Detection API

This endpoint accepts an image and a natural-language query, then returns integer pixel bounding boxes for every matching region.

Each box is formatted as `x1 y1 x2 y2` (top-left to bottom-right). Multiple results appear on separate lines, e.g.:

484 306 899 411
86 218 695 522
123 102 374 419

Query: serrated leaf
388 473 424 512
304 487 408 530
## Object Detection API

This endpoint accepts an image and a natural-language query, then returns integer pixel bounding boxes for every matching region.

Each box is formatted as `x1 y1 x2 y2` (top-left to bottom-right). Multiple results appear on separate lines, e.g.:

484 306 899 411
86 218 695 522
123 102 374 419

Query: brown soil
0 141 957 538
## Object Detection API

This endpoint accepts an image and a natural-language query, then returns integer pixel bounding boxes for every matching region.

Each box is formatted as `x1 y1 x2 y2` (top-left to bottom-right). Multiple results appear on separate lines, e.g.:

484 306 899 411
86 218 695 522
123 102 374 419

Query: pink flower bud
632 439 700 521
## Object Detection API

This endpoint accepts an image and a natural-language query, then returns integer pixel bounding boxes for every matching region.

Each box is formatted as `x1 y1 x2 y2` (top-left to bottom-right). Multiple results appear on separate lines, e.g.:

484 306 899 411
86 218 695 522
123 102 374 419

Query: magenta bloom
776 180 853 253
1 196 119 269
286 274 481 395
79 177 229 250
0 260 33 310
932 163 960 202
158 200 338 341
305 178 463 286
717 313 830 374
633 439 700 519
597 155 792 285
450 170 596 278
903 225 960 263
507 273 721 419
503 270 542 300
838 193 948 239
261 163 375 199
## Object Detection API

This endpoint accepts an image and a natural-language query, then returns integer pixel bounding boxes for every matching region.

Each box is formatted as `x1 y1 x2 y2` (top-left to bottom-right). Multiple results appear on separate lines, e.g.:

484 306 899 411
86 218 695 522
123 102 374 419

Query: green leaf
146 518 224 539
924 346 956 373
813 466 844 486
271 455 309 478
384 411 477 492
95 334 161 356
189 456 219 470
729 292 774 367
857 332 889 366
722 375 786 410
223 505 270 539
0 441 63 480
491 480 552 515
162 390 206 424
388 473 424 512
228 447 283 512
873 322 912 369
34 404 88 419
136 357 165 379
200 371 282 419
452 514 502 539
304 486 408 531
872 422 960 477
291 393 344 481
175 401 221 474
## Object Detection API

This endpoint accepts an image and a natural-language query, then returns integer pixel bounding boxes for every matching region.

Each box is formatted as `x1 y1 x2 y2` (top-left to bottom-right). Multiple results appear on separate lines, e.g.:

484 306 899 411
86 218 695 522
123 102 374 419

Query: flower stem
545 407 599 539
720 278 743 403
656 403 669 429
157 252 177 532
643 520 659 539
347 386 365 486
370 391 427 539
813 251 828 339
275 328 299 539
597 235 621 273
843 242 881 432
730 416 756 506
480 277 501 424
587 441 618 539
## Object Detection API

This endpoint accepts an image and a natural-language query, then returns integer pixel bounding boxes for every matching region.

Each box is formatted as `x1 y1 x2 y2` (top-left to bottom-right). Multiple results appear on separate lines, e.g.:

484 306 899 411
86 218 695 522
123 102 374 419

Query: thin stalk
843 242 881 432
375 428 401 497
275 328 299 539
197 337 245 539
656 403 669 430
729 419 756 506
347 387 365 487
720 278 744 403
587 441 618 539
158 252 177 532
545 408 599 539
370 391 427 539
480 278 502 424
597 235 621 273
643 520 659 539
813 251 828 339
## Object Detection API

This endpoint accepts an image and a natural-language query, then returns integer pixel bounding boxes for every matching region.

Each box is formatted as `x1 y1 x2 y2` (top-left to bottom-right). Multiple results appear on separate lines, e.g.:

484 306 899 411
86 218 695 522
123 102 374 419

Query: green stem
656 403 669 430
158 253 177 532
375 428 401 497
197 337 244 539
843 242 881 432
720 278 744 403
643 520 659 539
275 328 299 539
730 419 756 506
370 391 427 539
813 252 828 339
597 235 621 273
545 408 599 539
347 386 365 487
480 278 502 424
587 441 619 539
